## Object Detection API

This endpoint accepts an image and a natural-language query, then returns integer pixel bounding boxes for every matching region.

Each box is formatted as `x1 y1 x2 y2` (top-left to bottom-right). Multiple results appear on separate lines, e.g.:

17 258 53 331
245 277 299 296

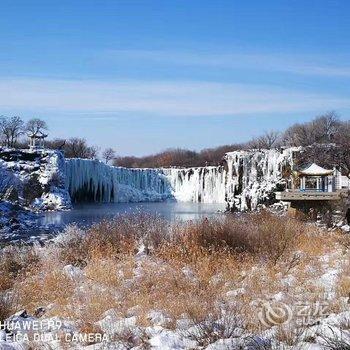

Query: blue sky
1 0 350 155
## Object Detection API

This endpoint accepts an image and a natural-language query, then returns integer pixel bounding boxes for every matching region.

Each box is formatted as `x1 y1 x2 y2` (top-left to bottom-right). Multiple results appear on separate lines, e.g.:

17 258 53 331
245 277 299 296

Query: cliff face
0 148 71 211
225 148 299 211
1 145 347 214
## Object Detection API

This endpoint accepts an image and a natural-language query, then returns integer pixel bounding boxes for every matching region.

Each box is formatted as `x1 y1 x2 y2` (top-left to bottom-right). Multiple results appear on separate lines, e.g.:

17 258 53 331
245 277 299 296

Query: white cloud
104 49 350 78
0 78 348 116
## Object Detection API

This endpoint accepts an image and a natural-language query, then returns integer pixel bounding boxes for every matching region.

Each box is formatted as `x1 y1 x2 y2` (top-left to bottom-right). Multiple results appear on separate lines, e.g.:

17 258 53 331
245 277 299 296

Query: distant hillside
114 112 350 168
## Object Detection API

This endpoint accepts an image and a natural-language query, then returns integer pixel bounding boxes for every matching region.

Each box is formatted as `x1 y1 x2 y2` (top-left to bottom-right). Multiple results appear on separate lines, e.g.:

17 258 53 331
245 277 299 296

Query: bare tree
46 138 66 150
282 111 341 146
261 130 280 148
25 118 48 135
102 148 116 164
63 138 98 159
312 111 341 143
248 130 280 149
336 121 350 173
0 116 24 148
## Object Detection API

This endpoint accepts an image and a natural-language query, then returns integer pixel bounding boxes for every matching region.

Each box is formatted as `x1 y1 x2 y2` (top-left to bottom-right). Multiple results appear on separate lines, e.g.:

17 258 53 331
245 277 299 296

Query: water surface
39 201 226 230
2 202 225 243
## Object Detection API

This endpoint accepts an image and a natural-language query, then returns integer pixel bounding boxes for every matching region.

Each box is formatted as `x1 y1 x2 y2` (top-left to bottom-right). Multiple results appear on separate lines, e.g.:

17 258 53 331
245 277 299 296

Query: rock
10 223 21 231
0 148 71 211
342 225 350 232
23 174 43 206
34 307 46 318
3 186 18 202
244 336 271 350
8 217 19 225
62 265 83 280
11 310 28 319
147 310 171 326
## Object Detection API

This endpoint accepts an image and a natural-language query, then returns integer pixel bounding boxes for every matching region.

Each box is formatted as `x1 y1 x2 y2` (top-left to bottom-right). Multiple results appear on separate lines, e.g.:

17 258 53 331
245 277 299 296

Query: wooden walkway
275 190 342 201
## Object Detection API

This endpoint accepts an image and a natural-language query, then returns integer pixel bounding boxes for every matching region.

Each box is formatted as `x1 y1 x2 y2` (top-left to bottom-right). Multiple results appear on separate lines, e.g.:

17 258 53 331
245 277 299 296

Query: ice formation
65 159 227 204
163 167 226 203
65 159 171 203
5 146 343 213
64 149 301 208
225 148 299 211
0 148 71 211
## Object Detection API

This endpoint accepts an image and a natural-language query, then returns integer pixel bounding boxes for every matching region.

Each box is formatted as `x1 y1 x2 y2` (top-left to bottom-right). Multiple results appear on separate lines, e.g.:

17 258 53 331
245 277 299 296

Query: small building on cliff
275 162 350 225
28 130 48 150
275 163 348 202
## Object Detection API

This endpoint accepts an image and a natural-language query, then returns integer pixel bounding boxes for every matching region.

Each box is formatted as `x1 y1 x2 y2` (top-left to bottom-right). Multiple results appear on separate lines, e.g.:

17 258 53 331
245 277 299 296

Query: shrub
186 307 246 347
0 245 39 291
157 212 302 265
0 293 16 322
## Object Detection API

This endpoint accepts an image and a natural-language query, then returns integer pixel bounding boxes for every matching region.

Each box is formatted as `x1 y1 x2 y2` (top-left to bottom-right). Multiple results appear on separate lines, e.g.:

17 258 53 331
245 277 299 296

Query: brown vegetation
114 111 350 169
0 212 349 347
114 145 243 168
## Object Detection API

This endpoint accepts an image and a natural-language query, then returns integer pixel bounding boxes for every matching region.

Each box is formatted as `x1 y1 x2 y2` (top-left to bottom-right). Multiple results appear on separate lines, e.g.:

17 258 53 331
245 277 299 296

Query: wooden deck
275 190 342 201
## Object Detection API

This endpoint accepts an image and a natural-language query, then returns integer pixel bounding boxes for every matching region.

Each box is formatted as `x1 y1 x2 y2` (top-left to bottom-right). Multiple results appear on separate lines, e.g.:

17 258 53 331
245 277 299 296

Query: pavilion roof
299 163 333 176
27 130 48 138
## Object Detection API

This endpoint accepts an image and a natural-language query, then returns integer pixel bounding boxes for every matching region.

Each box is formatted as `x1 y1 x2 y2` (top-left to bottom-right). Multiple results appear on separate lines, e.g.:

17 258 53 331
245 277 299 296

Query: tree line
1 112 349 169
114 111 350 169
0 115 116 163
0 116 48 148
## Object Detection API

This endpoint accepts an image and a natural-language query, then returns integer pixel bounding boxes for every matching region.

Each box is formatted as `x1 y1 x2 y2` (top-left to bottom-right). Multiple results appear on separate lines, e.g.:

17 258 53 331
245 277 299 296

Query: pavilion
275 163 343 201
28 130 48 149
298 163 334 192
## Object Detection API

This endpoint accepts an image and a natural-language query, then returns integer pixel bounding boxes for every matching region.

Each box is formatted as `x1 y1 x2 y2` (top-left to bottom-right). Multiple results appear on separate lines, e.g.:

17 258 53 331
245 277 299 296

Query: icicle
225 147 299 211
65 159 227 204
64 147 300 208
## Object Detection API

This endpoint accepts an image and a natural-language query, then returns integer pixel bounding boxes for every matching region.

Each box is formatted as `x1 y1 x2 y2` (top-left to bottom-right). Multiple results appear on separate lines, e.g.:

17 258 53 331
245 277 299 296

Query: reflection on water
39 202 226 230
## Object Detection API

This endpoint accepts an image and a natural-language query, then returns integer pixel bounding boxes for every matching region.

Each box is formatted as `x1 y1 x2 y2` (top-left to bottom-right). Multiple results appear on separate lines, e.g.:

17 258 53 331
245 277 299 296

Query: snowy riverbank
1 213 350 349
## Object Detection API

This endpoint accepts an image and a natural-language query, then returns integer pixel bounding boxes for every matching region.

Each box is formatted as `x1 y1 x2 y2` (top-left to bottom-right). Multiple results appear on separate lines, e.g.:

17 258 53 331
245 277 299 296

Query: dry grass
336 257 350 300
156 212 303 267
0 293 17 322
0 245 39 291
16 262 75 315
0 212 347 347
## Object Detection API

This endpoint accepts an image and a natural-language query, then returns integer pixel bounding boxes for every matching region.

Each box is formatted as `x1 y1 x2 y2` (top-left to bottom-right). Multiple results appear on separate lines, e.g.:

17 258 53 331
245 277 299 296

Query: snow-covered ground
1 215 350 349
0 148 71 211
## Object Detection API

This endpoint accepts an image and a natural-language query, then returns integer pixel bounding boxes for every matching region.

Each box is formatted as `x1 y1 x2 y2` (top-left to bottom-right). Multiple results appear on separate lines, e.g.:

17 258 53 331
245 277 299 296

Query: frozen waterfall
225 148 299 211
163 167 226 203
65 147 302 209
65 159 227 204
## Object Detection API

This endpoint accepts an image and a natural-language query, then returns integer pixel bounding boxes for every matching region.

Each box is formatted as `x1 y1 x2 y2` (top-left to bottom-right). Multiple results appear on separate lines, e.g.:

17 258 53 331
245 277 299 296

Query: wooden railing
275 190 342 201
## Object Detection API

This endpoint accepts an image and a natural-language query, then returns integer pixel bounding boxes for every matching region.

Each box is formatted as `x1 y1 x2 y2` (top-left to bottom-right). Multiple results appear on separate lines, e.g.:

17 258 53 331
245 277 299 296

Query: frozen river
1 202 226 243
39 201 226 228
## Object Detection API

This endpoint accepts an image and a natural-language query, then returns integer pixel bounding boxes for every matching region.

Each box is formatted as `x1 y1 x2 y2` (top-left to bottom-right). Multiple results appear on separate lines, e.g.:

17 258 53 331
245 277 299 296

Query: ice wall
65 159 227 204
163 167 226 203
225 148 299 211
65 159 172 203
65 147 306 208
